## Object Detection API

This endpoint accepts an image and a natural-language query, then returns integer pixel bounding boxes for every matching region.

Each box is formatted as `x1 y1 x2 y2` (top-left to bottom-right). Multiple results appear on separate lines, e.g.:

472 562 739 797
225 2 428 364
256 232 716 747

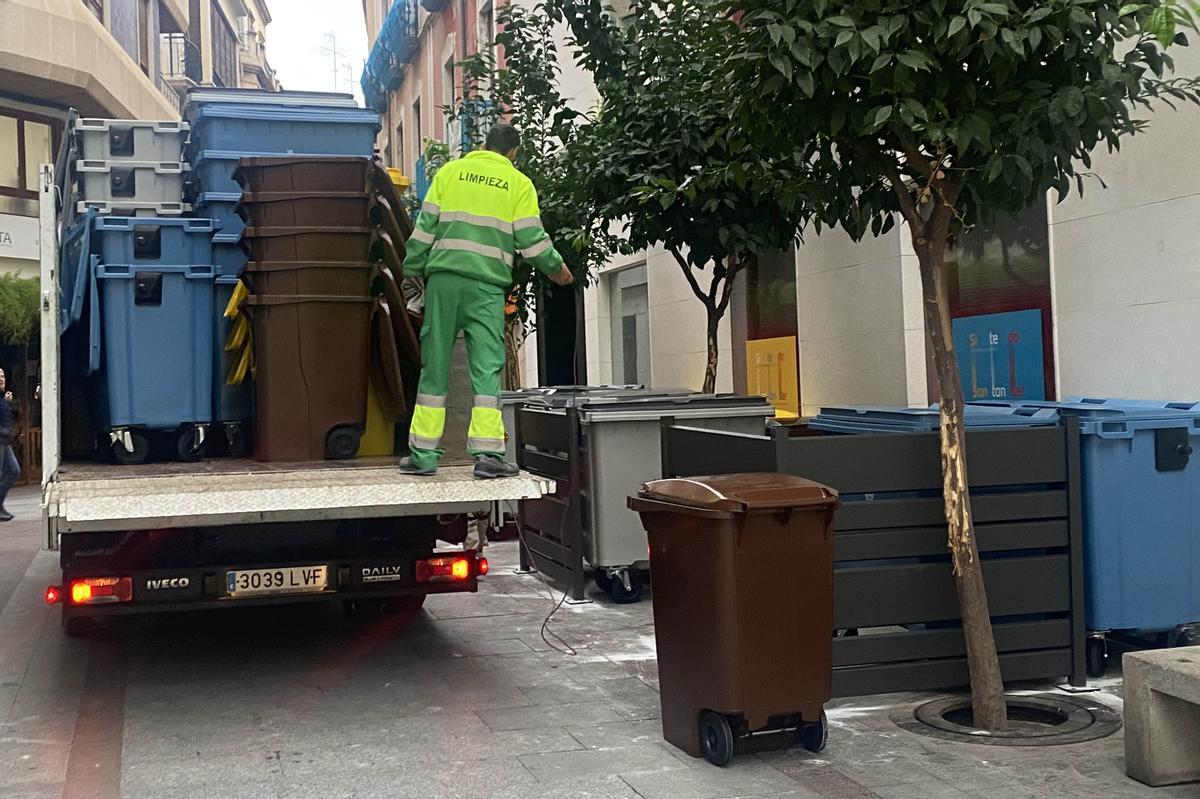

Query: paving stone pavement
1 490 1197 798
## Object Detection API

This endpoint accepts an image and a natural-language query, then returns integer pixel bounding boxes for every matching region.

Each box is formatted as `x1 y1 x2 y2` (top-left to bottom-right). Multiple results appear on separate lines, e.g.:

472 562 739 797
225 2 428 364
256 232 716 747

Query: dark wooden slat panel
776 426 1068 493
519 450 570 481
834 555 1071 628
832 619 1072 666
835 491 1069 532
832 649 1074 698
516 408 572 453
835 520 1069 561
662 426 776 477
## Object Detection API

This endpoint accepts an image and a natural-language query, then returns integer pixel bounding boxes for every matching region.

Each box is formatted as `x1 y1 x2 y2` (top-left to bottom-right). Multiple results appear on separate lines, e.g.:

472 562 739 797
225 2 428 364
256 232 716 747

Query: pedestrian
0 368 20 522
399 123 574 478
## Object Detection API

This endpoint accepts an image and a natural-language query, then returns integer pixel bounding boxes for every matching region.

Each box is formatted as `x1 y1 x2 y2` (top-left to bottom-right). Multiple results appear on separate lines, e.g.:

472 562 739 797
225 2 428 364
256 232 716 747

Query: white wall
1050 44 1200 401
793 224 927 415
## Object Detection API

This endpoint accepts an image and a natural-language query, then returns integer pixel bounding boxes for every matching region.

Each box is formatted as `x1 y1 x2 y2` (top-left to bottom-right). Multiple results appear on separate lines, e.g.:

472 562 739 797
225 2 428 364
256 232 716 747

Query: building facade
1 0 278 280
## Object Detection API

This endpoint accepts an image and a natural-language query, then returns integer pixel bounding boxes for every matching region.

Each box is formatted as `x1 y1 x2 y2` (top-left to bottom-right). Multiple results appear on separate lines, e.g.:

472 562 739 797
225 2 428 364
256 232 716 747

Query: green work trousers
408 272 507 470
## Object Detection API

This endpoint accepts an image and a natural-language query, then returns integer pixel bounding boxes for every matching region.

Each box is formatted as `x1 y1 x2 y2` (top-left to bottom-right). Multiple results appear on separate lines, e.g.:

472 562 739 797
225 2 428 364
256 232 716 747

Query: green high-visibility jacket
402 150 564 287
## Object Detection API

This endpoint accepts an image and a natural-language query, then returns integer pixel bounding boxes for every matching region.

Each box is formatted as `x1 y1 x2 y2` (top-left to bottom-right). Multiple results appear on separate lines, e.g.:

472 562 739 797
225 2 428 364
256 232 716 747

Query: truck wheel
112 433 150 465
389 594 427 613
1086 637 1108 679
176 428 207 462
62 613 92 638
798 709 828 753
607 571 643 604
699 711 735 767
326 426 361 460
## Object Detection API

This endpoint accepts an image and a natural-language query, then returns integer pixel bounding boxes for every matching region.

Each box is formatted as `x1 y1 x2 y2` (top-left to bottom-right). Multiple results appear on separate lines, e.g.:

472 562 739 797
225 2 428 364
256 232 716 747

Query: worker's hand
3 392 11 402
550 265 575 287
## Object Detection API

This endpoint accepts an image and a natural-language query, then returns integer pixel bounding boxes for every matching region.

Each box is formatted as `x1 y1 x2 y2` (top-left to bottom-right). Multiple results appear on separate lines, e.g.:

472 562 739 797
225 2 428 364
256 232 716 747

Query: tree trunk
703 306 720 395
917 229 1009 732
502 317 525 390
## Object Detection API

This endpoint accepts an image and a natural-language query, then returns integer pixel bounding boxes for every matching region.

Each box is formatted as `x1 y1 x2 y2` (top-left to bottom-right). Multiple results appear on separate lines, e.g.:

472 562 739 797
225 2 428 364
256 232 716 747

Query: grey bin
515 392 775 602
77 160 189 206
501 385 661 464
78 199 191 218
74 118 189 162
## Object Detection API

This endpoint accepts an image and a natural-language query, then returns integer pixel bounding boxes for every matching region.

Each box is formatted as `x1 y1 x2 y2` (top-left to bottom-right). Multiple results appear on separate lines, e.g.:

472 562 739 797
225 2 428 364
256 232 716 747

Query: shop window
0 111 58 201
609 266 650 386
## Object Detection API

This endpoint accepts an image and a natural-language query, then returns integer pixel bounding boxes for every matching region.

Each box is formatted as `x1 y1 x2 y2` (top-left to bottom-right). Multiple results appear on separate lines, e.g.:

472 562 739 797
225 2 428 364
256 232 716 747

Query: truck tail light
415 556 474 584
69 577 133 605
45 586 62 605
478 557 489 576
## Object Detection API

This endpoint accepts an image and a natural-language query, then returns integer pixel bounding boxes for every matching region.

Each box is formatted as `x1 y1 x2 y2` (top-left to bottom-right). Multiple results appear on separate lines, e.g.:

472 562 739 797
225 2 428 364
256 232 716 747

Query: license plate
226 565 328 598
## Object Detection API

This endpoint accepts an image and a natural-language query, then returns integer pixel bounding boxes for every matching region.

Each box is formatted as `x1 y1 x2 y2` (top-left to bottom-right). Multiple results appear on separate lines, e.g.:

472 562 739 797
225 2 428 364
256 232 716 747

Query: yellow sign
746 336 800 419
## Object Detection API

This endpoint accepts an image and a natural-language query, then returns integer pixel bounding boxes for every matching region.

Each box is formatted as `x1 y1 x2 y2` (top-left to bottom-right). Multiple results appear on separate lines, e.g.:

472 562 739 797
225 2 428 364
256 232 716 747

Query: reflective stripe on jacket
402 150 565 287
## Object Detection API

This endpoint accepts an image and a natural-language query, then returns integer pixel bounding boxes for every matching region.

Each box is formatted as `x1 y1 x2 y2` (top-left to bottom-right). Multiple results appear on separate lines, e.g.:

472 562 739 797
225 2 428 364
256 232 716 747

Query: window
0 111 58 201
413 97 423 158
394 120 404 168
609 266 651 386
211 2 239 88
137 0 152 75
443 56 457 149
478 2 495 70
83 0 104 22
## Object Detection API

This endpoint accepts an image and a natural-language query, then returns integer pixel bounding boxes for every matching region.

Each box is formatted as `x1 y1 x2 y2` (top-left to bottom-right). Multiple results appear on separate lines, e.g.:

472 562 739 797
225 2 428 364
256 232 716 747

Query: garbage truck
36 108 553 633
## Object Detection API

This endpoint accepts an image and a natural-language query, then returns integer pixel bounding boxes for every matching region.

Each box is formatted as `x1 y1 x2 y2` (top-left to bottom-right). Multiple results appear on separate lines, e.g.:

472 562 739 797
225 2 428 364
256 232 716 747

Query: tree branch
716 253 751 317
876 154 924 232
670 246 712 307
892 124 935 181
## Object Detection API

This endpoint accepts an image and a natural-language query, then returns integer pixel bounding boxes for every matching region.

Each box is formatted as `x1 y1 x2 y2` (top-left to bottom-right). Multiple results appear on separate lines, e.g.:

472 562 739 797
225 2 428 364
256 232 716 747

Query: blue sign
952 309 1046 402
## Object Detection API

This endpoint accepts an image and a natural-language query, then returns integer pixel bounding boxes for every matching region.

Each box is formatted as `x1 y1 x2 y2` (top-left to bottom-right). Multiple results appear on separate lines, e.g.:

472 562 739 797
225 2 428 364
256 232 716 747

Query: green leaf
1119 3 1147 15
870 52 894 72
948 16 967 36
1148 5 1177 46
869 105 894 131
979 3 1010 16
861 26 883 51
769 51 794 80
767 23 785 45
835 30 855 48
897 50 932 71
796 70 815 97
1028 26 1043 52
827 15 856 27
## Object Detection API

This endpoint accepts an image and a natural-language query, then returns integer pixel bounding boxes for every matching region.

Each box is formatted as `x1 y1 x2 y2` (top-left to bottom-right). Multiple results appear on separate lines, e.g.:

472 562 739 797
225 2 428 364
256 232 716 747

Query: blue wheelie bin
213 276 253 457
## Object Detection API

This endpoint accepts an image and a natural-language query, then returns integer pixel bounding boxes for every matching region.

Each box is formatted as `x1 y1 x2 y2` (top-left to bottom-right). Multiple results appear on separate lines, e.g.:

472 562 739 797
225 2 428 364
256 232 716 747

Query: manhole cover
896 694 1122 746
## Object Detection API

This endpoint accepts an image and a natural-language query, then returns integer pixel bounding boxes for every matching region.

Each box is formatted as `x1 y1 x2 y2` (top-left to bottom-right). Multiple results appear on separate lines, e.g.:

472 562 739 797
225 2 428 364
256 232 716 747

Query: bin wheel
699 711 735 767
798 709 828 753
226 426 249 459
1177 625 1200 648
326 426 361 460
112 433 150 465
176 428 207 462
1086 637 1108 679
607 571 643 604
593 570 612 593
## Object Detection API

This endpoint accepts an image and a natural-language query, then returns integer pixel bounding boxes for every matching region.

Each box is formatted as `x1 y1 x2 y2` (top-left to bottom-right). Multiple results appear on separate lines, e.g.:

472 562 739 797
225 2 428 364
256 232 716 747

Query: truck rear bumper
57 550 483 618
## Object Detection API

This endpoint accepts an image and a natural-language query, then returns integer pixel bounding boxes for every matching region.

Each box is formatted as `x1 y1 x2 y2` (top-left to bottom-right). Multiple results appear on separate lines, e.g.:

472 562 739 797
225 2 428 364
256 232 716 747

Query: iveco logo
362 566 404 584
146 577 190 590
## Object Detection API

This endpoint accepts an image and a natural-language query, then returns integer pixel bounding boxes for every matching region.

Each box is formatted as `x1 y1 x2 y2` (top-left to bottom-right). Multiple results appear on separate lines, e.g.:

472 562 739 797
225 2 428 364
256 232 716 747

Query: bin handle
372 231 405 279
626 496 738 519
245 294 375 306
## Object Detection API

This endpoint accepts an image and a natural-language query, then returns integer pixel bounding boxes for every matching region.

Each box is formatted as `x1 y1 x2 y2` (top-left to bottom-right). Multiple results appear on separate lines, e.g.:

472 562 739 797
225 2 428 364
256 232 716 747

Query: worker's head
485 124 521 162
0 369 6 391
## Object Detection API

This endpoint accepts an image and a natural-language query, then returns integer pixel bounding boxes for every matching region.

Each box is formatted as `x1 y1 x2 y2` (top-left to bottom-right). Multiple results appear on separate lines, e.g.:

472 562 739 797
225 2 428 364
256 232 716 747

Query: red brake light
69 577 133 605
45 586 61 605
478 557 489 576
415 556 474 583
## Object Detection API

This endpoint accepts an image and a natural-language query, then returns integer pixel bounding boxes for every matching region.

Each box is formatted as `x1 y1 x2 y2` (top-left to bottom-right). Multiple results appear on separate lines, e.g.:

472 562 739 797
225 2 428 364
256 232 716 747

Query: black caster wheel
798 709 828 753
326 426 361 460
226 425 249 459
593 570 613 593
607 571 643 604
1177 625 1200 647
176 428 207 462
112 432 150 465
699 710 735 767
1086 637 1108 679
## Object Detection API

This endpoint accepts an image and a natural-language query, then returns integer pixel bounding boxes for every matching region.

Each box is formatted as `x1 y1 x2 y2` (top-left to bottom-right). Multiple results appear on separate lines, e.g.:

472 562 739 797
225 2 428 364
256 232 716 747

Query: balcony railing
160 33 202 84
157 75 183 114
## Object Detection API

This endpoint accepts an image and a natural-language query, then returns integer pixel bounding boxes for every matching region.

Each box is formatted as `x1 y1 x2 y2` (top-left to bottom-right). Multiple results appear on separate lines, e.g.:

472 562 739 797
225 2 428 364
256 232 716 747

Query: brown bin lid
638 474 838 513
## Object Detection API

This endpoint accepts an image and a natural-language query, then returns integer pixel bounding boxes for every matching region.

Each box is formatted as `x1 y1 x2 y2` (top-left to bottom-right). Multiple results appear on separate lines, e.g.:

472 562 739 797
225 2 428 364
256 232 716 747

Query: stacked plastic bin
71 118 218 464
181 89 383 457
234 156 414 462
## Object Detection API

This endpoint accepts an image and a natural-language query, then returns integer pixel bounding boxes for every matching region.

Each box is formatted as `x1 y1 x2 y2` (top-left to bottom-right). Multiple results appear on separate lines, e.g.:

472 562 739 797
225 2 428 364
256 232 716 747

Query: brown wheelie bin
237 191 375 229
628 474 839 767
234 156 372 194
247 293 373 461
242 261 375 298
240 227 376 262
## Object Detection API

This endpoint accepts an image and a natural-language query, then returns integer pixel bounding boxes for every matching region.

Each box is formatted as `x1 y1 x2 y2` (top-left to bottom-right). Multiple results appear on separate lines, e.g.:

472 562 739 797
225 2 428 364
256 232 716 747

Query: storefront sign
746 336 799 418
0 213 39 262
952 309 1046 401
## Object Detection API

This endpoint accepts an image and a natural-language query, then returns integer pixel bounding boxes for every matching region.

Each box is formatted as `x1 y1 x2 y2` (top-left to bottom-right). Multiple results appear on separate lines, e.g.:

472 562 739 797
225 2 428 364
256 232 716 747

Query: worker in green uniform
400 124 574 478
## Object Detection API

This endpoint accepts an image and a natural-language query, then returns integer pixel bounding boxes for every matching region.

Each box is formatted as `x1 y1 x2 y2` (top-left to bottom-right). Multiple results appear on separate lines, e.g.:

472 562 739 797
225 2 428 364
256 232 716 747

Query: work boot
398 457 437 476
0 508 12 522
473 456 519 480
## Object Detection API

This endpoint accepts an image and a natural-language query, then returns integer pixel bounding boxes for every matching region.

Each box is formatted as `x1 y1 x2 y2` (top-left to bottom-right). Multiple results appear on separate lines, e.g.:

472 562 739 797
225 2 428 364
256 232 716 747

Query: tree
0 275 39 347
733 0 1200 729
552 0 812 393
439 2 612 389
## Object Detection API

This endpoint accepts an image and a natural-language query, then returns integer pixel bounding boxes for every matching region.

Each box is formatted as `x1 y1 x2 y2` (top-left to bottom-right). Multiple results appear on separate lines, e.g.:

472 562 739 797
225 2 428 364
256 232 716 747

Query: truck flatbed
46 459 553 538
